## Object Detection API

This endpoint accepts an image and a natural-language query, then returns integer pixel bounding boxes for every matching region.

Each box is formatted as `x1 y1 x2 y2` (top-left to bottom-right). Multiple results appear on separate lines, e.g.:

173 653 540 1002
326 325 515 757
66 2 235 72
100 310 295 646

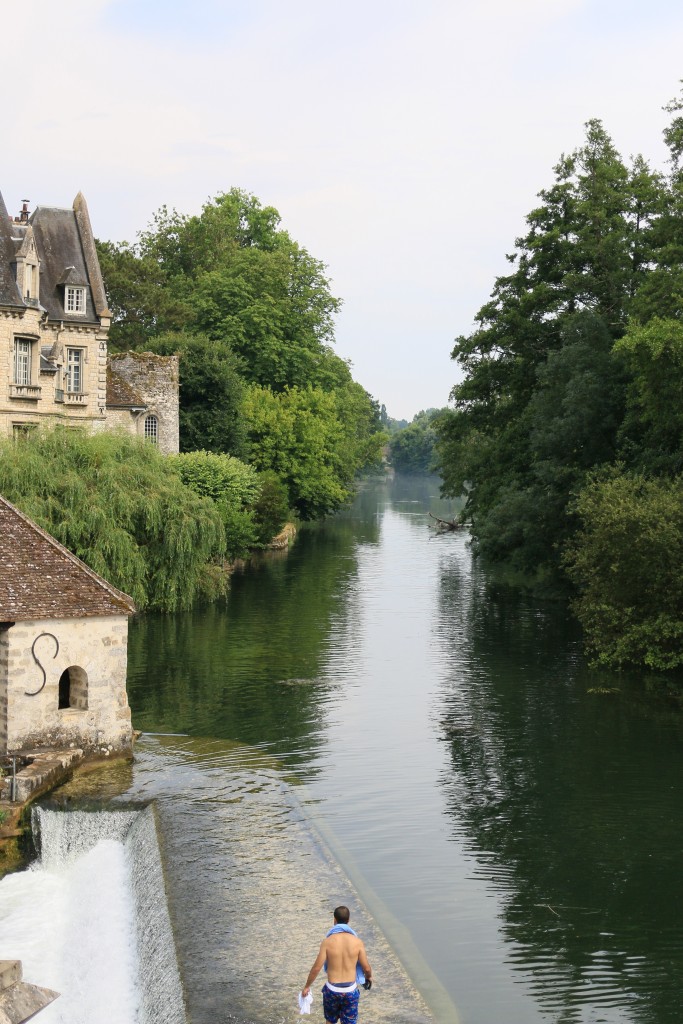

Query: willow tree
0 430 226 611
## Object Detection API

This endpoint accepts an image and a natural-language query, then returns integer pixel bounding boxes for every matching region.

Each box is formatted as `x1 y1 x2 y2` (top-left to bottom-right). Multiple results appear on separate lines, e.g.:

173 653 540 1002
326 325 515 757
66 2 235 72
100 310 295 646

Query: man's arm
302 940 327 997
358 941 372 983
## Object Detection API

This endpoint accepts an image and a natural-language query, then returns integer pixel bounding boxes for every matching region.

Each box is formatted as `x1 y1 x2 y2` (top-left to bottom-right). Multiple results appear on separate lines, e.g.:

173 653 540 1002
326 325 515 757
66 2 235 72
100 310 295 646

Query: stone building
0 495 135 756
0 190 179 453
107 352 179 456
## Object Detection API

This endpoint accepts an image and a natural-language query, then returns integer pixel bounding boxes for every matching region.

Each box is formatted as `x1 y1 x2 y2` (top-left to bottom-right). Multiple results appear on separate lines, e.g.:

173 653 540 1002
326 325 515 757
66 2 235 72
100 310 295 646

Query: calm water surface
124 476 683 1024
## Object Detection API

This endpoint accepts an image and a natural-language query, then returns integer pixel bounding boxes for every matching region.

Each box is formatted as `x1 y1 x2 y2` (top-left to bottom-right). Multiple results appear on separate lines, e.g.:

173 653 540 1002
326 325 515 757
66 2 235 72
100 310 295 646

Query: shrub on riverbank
0 430 227 611
170 449 290 557
565 471 683 671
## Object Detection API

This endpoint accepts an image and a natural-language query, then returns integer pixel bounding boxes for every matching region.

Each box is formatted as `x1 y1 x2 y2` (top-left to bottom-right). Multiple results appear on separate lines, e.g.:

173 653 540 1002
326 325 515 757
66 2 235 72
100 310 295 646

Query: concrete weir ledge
0 749 85 866
0 960 58 1024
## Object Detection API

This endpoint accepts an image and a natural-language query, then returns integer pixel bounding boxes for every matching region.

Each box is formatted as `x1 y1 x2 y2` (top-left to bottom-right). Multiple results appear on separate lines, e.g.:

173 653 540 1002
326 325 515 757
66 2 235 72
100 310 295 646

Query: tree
390 409 445 474
97 189 382 519
436 120 658 579
100 189 342 392
615 318 683 476
243 383 385 519
0 430 226 611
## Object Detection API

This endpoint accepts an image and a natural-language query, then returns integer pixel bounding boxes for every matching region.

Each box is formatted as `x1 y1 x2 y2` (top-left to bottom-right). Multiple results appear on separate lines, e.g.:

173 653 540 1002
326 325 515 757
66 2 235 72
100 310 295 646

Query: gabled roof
0 495 136 621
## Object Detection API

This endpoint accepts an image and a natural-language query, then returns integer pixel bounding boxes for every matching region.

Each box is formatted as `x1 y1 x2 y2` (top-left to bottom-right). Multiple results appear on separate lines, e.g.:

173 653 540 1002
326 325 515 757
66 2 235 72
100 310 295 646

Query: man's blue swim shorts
322 983 360 1024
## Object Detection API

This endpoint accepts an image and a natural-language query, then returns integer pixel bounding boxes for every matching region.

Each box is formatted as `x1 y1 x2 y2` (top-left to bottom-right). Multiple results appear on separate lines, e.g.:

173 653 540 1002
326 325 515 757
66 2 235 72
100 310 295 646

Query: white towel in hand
298 992 314 1015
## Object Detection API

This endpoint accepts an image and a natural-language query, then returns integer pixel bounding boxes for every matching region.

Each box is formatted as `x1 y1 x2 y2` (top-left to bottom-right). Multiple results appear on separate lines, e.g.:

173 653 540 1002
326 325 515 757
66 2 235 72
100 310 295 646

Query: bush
171 449 262 558
565 471 683 670
252 472 290 545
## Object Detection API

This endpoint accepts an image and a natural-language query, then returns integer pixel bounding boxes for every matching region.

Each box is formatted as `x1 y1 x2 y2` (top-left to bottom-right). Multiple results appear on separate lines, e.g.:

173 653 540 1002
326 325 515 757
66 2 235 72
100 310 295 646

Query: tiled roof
106 366 147 409
0 496 136 621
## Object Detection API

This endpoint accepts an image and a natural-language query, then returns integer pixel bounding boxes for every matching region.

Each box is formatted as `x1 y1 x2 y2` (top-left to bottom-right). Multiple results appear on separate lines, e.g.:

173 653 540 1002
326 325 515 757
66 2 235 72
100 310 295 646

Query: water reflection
436 566 683 1023
127 513 381 763
119 477 683 1024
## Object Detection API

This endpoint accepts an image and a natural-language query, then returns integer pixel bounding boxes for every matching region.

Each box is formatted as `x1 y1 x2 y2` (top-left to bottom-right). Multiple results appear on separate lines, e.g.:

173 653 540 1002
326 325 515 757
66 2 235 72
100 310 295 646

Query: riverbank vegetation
436 89 683 671
388 409 446 474
0 430 289 611
97 188 386 515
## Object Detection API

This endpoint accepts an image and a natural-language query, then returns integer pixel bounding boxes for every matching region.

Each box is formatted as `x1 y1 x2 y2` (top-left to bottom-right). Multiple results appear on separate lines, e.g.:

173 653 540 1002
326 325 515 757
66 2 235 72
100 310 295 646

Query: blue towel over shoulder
324 924 366 986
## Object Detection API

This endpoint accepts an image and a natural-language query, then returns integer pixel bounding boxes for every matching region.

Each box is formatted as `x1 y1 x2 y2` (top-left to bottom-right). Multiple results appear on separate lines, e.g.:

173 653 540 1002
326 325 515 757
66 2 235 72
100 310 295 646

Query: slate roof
30 206 98 322
0 192 23 307
106 366 147 409
0 495 136 621
0 189 111 321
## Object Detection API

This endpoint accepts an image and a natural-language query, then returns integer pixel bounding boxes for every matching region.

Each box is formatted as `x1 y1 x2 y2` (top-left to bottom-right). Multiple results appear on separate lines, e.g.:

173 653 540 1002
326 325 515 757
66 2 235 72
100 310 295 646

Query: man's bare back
301 908 372 1001
323 932 369 984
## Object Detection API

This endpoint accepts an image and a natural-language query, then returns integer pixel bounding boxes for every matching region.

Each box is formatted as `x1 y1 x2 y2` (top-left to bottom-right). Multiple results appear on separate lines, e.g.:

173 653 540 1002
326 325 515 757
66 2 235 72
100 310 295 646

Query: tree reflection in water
436 568 683 1024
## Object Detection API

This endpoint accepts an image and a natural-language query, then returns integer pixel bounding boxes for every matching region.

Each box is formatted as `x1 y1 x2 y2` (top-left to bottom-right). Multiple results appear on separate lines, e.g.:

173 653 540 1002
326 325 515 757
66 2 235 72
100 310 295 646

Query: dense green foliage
436 90 683 669
97 188 385 516
171 449 289 556
0 431 227 611
243 381 383 518
565 472 683 670
389 409 446 474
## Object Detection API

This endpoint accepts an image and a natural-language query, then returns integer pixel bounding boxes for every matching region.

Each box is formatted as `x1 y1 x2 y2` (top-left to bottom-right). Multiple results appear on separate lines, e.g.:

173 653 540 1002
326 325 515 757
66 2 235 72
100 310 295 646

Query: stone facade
0 190 179 452
0 496 136 757
0 194 110 438
0 617 131 756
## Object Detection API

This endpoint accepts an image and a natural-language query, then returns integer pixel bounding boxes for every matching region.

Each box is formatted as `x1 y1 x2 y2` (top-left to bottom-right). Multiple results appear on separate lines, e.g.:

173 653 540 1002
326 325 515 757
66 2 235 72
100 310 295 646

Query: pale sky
5 1 683 419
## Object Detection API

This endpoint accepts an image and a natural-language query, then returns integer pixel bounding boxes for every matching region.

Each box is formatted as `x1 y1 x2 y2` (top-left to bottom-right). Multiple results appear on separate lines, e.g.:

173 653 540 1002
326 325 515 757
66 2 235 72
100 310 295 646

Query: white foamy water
0 807 186 1024
0 836 140 1022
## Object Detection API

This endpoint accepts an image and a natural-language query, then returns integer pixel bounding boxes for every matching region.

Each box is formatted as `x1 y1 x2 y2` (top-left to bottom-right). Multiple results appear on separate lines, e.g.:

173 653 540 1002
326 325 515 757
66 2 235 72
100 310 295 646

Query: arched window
144 414 158 444
58 666 88 710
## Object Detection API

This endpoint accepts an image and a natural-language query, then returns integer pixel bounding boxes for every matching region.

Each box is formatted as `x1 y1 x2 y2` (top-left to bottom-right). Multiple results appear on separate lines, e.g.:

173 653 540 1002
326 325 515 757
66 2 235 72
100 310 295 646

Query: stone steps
0 961 59 1024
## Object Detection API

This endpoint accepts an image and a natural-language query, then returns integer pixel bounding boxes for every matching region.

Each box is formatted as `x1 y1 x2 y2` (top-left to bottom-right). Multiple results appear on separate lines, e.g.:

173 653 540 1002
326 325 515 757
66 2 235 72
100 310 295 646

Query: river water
4 475 683 1024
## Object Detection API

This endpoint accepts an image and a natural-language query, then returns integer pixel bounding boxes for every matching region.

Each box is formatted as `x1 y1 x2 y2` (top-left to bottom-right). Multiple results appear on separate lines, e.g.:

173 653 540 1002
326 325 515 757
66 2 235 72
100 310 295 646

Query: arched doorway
58 666 88 710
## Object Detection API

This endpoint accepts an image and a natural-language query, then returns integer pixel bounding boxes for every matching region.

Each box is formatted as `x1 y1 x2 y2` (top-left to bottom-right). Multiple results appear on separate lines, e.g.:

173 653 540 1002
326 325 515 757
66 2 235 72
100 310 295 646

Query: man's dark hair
333 906 350 924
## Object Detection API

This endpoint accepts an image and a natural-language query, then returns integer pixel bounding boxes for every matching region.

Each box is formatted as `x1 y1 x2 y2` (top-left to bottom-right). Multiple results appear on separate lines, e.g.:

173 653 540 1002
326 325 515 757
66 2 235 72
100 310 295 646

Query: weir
0 805 186 1024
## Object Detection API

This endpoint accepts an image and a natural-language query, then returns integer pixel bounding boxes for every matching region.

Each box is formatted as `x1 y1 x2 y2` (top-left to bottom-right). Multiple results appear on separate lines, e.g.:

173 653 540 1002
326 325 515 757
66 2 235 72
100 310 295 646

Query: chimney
15 200 30 224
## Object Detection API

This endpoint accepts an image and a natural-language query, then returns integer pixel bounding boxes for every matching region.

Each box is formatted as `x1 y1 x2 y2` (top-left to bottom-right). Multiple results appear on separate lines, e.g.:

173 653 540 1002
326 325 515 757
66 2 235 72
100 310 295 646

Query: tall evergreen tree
437 120 659 579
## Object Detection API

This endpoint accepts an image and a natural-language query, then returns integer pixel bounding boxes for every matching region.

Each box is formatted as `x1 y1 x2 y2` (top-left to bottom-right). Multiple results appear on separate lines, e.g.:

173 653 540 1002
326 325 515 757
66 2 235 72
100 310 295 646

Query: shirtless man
302 906 373 1024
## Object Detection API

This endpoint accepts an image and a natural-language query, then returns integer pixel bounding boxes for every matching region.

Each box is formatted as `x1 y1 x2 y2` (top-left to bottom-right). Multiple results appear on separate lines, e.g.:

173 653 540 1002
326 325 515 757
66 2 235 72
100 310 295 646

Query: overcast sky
5 0 683 419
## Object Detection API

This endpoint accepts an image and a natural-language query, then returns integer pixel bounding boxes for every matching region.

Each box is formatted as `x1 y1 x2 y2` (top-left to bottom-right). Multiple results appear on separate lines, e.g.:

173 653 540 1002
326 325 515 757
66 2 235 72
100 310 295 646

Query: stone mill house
0 495 136 757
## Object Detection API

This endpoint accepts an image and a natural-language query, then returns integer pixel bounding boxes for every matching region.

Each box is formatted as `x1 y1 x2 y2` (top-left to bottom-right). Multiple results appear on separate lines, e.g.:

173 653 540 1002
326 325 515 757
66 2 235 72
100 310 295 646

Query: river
5 475 683 1024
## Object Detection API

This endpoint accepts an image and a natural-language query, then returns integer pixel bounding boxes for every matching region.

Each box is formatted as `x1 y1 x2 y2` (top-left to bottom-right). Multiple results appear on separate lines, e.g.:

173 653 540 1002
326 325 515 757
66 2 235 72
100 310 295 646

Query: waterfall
0 805 186 1024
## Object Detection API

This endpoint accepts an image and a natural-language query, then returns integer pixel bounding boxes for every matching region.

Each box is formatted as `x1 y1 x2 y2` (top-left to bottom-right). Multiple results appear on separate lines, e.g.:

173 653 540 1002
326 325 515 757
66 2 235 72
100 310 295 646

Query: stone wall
1 615 133 755
109 352 180 455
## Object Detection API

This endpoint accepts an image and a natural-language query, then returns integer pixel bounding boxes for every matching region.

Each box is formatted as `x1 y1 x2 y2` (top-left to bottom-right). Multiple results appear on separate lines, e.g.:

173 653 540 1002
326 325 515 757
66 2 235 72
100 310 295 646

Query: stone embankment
0 748 85 871
0 960 58 1024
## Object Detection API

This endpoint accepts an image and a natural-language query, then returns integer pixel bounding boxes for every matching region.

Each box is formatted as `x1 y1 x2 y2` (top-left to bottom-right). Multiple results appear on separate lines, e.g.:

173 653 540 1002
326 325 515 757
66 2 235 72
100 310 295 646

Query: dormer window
65 286 86 315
